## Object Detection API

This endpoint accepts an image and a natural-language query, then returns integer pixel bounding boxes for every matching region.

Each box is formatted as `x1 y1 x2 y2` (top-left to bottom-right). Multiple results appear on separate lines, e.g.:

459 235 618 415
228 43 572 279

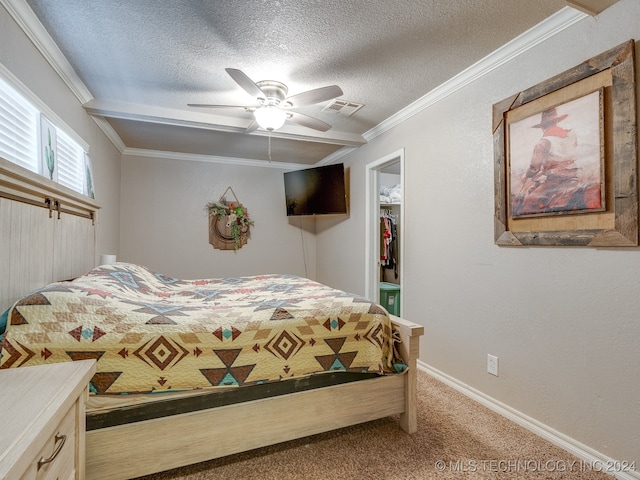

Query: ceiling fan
188 68 343 133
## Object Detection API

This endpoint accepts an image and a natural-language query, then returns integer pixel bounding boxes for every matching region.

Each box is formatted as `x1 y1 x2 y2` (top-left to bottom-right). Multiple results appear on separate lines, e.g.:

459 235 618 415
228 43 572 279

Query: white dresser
0 360 96 479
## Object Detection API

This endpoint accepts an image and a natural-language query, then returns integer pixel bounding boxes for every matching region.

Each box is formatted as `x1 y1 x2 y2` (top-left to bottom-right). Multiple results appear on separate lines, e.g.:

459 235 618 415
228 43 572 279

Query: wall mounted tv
284 163 348 216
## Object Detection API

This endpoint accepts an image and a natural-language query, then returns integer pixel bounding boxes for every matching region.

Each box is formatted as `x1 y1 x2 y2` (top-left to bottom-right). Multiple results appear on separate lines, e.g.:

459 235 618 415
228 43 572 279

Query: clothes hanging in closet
380 212 398 279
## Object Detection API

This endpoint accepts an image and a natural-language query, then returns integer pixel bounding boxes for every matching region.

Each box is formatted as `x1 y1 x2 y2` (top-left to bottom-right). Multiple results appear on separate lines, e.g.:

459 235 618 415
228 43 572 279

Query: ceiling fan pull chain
268 134 272 163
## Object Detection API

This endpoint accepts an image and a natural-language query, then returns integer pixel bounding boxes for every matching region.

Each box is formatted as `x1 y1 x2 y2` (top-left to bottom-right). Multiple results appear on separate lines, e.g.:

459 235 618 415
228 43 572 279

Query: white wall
380 172 400 190
119 154 317 279
0 3 121 265
317 0 640 467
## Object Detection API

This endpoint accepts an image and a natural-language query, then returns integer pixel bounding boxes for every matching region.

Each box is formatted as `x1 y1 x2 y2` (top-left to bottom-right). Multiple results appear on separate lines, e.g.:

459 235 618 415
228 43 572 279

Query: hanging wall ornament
207 187 253 250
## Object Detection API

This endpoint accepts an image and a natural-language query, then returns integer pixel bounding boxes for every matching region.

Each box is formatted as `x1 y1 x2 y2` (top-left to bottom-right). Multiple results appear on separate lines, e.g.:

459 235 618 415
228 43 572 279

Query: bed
0 158 423 479
0 262 423 479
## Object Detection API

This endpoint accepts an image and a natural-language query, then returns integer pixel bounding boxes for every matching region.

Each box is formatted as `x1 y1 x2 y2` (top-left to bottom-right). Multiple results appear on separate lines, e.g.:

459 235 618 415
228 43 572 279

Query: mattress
0 263 402 395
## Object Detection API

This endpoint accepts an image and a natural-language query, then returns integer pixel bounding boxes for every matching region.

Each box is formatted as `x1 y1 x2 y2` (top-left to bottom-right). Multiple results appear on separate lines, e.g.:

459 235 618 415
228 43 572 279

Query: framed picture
84 153 95 199
509 88 605 218
39 114 57 181
493 40 637 246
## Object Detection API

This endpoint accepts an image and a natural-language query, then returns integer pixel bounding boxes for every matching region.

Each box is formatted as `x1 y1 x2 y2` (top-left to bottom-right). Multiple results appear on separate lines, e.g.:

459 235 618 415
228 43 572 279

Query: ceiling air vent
322 99 364 117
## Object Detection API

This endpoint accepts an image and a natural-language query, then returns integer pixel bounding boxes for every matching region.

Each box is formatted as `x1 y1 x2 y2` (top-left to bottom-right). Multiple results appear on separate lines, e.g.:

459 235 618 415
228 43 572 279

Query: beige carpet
137 370 610 479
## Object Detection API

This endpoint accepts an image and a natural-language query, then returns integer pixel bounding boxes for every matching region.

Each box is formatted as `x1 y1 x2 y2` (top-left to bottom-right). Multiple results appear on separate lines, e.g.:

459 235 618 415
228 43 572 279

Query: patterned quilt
0 263 400 394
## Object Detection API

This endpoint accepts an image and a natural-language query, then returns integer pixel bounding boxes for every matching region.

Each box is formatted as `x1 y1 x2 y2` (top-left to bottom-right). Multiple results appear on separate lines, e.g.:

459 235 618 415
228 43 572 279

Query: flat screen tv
284 163 348 216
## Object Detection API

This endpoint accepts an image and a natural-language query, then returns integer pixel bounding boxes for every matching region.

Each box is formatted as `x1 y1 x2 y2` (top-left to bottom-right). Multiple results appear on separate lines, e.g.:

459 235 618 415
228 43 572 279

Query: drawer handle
37 433 66 470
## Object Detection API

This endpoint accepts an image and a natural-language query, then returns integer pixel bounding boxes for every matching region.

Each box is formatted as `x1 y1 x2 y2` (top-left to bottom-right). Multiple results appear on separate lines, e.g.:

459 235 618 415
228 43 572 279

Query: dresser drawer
20 404 77 480
0 361 94 480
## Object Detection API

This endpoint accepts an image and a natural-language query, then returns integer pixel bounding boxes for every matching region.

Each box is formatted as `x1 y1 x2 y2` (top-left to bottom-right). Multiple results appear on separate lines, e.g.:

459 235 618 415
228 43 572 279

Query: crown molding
2 0 363 158
0 0 93 104
4 0 588 164
0 0 123 153
364 7 588 142
91 116 127 153
314 146 358 166
565 0 619 16
83 99 366 148
122 148 312 170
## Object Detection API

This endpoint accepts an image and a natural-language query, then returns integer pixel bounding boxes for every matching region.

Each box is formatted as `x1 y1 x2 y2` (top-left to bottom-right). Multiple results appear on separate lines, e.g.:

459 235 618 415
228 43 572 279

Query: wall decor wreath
207 187 253 250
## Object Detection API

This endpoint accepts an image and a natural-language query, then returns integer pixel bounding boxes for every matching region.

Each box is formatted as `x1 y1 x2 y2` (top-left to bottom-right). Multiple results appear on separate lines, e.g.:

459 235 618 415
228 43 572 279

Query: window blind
0 77 38 172
0 75 88 197
56 129 85 193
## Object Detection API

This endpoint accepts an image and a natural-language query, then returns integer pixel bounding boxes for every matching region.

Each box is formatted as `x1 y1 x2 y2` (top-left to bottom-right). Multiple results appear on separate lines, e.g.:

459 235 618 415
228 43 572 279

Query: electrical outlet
487 354 499 376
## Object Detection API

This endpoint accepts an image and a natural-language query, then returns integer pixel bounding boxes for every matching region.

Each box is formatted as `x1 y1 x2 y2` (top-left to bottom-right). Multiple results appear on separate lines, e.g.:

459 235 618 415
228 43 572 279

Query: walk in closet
379 169 401 316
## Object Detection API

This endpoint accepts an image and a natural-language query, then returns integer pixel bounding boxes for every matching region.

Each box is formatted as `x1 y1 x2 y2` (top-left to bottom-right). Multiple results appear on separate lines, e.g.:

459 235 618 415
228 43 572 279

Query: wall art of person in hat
511 104 602 217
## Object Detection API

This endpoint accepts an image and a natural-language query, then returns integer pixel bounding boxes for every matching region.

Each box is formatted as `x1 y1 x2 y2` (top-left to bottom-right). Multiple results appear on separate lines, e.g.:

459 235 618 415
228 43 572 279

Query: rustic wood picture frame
493 39 637 246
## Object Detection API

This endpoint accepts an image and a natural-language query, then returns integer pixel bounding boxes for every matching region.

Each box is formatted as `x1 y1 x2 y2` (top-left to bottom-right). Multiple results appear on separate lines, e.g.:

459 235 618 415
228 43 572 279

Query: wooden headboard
0 157 99 312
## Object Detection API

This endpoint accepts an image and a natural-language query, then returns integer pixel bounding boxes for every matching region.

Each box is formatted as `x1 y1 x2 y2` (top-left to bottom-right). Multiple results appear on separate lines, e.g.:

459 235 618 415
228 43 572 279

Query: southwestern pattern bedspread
0 263 399 394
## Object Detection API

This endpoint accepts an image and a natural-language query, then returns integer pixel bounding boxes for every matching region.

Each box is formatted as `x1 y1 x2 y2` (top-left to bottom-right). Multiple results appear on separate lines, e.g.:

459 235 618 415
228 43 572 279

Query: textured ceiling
21 0 573 165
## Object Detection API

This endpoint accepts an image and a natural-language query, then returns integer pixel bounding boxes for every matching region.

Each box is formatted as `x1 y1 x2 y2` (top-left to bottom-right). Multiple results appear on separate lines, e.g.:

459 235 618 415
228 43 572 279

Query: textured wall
119 155 317 280
317 0 640 467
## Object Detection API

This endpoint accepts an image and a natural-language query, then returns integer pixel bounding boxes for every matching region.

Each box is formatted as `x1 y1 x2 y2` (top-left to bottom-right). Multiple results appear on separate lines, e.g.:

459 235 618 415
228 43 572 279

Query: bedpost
389 315 424 433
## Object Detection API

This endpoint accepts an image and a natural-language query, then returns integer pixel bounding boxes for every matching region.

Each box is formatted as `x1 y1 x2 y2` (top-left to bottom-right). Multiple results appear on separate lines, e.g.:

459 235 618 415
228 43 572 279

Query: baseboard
418 361 639 480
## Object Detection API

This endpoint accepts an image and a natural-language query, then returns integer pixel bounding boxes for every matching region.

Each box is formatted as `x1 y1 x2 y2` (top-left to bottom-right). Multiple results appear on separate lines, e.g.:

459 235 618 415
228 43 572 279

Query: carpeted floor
137 370 611 479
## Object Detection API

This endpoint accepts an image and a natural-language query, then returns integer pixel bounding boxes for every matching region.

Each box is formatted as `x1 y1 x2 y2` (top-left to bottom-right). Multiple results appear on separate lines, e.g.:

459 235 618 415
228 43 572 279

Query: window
0 74 88 196
0 76 38 172
57 129 85 193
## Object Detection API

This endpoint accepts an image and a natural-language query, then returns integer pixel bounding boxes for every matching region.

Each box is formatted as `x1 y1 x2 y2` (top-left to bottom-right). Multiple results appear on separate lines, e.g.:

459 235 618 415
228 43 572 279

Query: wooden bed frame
0 158 424 480
85 315 423 479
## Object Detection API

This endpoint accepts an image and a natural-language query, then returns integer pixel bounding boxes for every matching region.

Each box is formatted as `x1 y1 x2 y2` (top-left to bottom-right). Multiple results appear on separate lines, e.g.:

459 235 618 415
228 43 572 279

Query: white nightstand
0 360 96 479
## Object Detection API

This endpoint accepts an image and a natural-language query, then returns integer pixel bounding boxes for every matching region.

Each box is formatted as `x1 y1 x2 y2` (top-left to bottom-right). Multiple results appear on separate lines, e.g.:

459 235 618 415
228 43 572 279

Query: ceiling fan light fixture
254 106 287 131
190 69 341 133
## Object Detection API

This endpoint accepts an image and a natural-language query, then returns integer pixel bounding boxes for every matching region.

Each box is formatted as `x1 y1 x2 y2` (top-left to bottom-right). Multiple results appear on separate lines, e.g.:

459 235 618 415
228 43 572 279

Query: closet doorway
365 149 404 315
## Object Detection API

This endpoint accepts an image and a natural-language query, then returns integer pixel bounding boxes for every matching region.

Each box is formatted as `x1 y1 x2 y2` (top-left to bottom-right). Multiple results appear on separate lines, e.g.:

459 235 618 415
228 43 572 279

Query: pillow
0 306 8 336
0 307 9 345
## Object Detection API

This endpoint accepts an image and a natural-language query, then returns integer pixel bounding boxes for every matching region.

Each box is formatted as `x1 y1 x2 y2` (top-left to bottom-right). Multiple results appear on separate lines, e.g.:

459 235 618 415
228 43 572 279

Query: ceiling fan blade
225 68 266 100
287 112 332 132
245 120 259 134
187 103 254 109
284 85 343 108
